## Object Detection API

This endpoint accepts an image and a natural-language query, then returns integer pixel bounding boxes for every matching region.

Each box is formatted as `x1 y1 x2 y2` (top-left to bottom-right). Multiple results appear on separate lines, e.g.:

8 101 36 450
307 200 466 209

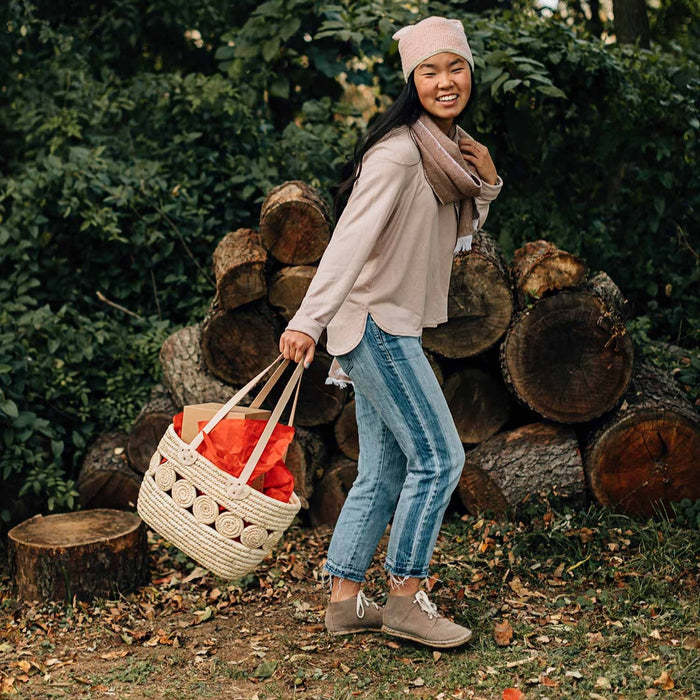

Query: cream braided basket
138 356 304 579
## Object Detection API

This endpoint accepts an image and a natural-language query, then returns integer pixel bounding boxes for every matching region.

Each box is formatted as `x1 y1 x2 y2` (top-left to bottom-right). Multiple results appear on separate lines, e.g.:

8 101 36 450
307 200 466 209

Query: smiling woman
278 16 503 649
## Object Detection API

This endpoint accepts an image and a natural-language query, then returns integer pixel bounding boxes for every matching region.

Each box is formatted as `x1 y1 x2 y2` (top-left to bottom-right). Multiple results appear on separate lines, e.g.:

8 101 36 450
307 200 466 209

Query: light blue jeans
324 313 466 584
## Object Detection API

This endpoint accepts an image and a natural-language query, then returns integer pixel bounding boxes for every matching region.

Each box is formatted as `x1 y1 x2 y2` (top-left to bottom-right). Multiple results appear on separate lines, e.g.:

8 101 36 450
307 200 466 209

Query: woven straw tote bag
138 355 304 579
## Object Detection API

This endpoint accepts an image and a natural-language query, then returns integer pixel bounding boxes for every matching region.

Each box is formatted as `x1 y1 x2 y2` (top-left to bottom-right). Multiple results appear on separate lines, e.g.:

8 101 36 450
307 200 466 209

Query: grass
1 496 698 699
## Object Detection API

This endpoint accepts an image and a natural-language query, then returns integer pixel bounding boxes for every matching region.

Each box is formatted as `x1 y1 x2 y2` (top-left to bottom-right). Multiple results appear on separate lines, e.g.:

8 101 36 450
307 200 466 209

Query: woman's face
413 52 472 134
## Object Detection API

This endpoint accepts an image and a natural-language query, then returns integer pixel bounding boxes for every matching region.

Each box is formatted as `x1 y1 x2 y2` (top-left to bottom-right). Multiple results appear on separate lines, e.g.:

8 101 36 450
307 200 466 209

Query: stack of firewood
78 181 699 525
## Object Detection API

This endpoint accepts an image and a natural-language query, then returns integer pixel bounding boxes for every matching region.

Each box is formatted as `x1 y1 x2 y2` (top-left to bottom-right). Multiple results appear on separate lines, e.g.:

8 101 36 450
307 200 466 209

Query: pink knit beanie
393 16 474 82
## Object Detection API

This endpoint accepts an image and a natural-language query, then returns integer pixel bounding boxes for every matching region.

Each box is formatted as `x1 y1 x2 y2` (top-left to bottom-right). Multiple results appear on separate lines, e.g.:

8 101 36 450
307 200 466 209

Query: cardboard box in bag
181 403 271 493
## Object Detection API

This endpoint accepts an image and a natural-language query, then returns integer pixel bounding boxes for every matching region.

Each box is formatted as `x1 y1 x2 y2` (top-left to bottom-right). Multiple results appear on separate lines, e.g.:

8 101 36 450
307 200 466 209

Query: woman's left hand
458 138 498 185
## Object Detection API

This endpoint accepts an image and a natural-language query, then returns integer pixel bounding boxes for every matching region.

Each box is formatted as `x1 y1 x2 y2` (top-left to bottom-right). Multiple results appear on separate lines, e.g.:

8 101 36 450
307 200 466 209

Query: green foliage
0 0 697 522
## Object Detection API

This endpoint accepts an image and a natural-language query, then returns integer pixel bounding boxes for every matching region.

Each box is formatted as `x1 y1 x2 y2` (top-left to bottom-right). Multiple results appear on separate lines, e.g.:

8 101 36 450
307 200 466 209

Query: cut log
511 239 587 306
583 361 700 516
335 400 359 461
159 325 234 407
265 350 346 427
425 350 444 386
308 456 358 529
212 228 267 311
200 300 281 385
8 509 149 602
259 181 331 264
268 265 316 321
443 367 511 444
78 433 142 511
422 231 514 358
127 385 178 474
500 275 634 423
457 423 585 519
285 427 328 509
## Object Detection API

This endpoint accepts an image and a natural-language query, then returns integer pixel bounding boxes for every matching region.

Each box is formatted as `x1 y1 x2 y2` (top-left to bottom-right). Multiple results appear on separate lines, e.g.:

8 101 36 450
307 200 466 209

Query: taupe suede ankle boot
382 590 472 648
325 591 384 635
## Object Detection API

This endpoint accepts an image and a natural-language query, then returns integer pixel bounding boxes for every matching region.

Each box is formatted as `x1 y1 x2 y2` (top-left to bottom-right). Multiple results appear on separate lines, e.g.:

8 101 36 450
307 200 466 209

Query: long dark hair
333 66 474 221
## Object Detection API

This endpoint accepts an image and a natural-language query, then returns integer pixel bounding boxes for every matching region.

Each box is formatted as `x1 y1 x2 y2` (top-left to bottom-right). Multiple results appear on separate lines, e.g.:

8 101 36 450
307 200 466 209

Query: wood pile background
78 180 700 528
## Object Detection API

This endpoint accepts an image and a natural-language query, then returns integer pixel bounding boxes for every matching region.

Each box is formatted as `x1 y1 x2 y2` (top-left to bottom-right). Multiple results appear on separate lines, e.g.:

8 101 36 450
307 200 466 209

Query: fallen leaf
252 660 277 679
653 671 674 690
502 689 525 700
412 677 425 687
433 651 442 662
595 676 611 689
565 670 583 679
539 675 557 687
494 620 514 646
339 663 351 673
99 650 130 660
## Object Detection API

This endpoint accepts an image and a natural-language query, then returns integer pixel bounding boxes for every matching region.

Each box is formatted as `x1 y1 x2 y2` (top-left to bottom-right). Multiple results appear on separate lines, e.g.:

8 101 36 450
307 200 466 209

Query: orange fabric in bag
172 413 295 503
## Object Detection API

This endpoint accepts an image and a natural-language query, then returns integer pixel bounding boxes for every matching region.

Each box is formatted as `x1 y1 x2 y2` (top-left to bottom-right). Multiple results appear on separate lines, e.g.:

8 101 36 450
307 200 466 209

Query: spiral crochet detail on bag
215 512 245 539
154 464 176 492
240 524 268 549
192 495 219 524
171 479 197 509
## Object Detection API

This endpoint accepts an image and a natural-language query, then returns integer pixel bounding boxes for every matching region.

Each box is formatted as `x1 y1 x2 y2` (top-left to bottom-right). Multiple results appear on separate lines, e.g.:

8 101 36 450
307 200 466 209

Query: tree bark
212 228 267 311
443 367 511 445
334 400 359 461
8 509 149 602
200 299 281 386
285 427 328 509
500 274 634 422
308 456 358 529
259 181 331 264
268 265 316 321
422 231 514 359
77 432 142 511
583 361 699 515
457 423 585 519
511 239 587 307
613 0 650 48
127 385 179 474
159 325 234 407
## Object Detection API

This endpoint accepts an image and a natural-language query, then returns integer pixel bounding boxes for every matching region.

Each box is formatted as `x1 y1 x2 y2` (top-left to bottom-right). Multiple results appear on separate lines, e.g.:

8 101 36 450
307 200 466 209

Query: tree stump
335 400 359 461
200 300 281 385
422 231 514 358
259 181 331 264
583 361 700 515
212 228 268 311
8 509 149 602
500 274 634 422
457 423 585 519
308 456 358 529
127 385 178 474
268 266 316 321
159 325 234 407
511 239 587 306
443 367 511 444
285 427 327 509
78 433 142 510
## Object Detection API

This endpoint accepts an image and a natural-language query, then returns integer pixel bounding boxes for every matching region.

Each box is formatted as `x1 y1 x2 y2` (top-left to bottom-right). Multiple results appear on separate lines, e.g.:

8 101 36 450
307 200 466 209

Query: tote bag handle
188 354 305 488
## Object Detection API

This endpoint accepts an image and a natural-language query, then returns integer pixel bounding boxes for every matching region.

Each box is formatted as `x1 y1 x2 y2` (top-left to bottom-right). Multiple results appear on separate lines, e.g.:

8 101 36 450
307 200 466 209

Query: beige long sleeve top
285 125 502 356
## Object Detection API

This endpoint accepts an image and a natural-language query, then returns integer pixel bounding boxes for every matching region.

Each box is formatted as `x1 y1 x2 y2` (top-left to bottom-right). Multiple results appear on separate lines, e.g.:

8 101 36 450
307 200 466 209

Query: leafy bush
0 1 697 525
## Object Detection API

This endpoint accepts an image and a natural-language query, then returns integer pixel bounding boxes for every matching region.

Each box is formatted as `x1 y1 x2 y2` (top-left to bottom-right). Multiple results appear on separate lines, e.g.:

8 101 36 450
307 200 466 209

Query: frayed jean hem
383 557 429 580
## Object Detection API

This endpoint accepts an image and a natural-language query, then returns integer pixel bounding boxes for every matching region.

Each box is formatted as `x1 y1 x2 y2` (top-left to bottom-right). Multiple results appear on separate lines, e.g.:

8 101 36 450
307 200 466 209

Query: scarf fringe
325 376 353 389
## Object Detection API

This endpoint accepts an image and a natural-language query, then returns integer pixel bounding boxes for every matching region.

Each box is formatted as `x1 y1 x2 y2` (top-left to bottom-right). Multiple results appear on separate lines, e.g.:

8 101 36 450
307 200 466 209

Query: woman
279 16 502 648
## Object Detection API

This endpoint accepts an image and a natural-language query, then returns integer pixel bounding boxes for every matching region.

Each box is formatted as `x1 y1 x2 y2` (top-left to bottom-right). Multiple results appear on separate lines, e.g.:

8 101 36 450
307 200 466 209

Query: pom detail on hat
393 16 474 82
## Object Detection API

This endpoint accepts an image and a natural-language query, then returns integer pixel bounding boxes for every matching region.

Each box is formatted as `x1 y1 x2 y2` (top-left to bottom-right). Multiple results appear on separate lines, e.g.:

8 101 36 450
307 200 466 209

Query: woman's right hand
279 330 316 367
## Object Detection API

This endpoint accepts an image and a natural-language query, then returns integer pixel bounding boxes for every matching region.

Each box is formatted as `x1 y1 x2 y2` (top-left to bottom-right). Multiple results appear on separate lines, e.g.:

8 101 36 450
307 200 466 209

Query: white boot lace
356 591 380 619
413 590 441 620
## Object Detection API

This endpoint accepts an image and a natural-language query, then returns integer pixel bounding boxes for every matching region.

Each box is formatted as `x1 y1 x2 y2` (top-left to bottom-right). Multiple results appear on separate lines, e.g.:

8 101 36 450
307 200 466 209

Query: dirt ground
1 504 698 700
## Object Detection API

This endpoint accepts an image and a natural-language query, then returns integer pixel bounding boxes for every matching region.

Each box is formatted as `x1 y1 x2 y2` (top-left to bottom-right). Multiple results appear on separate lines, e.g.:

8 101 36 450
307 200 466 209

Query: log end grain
587 408 699 515
501 290 634 423
308 457 358 529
